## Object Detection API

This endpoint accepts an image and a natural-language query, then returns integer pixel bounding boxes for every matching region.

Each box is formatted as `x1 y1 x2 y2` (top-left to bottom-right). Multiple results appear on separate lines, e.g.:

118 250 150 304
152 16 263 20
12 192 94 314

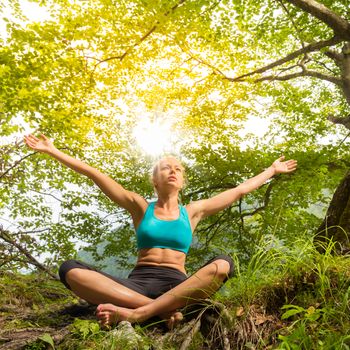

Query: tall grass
217 233 350 349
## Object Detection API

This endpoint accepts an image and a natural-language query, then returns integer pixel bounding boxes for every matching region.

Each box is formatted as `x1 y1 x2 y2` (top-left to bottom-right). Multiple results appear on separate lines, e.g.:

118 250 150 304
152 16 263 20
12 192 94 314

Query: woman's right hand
24 134 56 154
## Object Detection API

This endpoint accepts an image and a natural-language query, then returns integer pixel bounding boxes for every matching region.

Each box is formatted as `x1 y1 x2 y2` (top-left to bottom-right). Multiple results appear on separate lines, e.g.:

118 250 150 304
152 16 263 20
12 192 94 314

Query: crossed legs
60 257 232 326
96 258 231 326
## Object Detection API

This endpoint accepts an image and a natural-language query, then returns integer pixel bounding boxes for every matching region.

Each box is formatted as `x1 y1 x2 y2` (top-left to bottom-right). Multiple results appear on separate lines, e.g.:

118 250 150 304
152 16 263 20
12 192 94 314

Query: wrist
266 166 276 177
46 146 58 156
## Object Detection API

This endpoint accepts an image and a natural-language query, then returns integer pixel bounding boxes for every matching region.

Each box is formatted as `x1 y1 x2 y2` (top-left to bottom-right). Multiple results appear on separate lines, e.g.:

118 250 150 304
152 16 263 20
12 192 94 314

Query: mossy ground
2 240 350 349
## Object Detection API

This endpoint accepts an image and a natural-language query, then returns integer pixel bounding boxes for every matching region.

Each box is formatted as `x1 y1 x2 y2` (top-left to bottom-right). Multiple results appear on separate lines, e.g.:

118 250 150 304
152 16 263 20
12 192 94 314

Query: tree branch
311 57 338 75
182 46 228 77
28 189 64 203
0 227 58 280
202 213 231 248
241 181 274 218
284 0 350 40
186 183 237 198
325 49 343 65
277 0 306 49
328 114 350 130
196 211 227 236
256 67 342 85
93 0 186 66
0 147 71 181
0 152 36 180
237 198 251 256
225 36 342 82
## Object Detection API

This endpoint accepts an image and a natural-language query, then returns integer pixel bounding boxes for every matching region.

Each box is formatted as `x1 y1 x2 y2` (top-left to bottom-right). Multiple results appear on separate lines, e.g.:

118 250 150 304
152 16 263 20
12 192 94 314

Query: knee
211 259 231 280
65 267 92 286
58 260 85 288
59 260 75 279
208 255 234 281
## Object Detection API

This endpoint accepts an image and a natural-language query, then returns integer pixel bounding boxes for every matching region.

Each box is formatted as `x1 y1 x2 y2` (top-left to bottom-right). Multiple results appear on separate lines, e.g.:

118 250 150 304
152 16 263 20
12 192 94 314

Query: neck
156 192 179 210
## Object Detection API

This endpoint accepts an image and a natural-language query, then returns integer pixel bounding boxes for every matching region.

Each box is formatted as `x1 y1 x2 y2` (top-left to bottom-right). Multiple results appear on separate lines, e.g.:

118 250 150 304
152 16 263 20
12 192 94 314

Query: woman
24 133 297 327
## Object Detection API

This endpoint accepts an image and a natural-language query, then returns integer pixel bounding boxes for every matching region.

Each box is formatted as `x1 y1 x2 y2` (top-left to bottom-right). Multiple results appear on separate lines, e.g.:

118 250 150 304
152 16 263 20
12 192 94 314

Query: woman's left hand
271 156 297 175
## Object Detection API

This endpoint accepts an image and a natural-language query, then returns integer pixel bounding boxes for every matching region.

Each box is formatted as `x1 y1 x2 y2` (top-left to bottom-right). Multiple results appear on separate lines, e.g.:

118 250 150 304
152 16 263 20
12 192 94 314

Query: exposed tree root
179 317 201 350
0 300 93 350
0 326 70 350
231 304 281 349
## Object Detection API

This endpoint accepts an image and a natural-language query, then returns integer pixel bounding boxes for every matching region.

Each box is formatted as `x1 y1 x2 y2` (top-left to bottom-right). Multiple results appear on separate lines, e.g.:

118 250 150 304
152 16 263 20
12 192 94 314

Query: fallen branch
0 227 58 280
0 326 70 350
179 317 201 350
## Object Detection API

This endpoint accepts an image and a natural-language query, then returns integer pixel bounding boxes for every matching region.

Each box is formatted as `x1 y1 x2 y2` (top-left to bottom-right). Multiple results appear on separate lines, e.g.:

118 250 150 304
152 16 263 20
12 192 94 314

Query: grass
218 235 350 349
2 236 350 349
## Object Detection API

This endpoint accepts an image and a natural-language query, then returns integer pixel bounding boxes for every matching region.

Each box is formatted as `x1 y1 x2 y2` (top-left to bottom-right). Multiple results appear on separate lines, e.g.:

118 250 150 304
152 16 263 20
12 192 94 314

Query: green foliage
3 236 350 348
1 0 350 297
281 304 326 321
38 333 55 349
71 319 100 340
25 341 47 350
214 235 350 348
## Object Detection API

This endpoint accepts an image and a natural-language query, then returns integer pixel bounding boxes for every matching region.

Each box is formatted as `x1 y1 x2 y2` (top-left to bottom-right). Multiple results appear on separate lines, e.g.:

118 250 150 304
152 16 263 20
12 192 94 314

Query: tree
0 0 348 273
179 0 350 250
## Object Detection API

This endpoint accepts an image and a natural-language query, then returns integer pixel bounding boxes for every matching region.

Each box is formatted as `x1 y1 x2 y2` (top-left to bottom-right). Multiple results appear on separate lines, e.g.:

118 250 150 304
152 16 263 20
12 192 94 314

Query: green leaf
38 333 55 349
281 305 305 319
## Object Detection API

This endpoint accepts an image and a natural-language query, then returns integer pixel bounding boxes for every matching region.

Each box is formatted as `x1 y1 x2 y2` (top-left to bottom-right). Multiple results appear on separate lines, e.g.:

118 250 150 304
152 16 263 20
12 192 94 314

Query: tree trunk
315 170 350 252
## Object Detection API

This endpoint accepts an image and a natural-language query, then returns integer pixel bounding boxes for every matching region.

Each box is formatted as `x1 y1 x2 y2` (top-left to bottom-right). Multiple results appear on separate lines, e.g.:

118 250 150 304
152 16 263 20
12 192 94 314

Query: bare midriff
136 248 187 275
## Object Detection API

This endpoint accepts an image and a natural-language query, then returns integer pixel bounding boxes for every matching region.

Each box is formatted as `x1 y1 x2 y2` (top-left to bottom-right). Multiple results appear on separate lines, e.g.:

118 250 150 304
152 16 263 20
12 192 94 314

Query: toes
98 312 108 320
167 316 175 330
96 309 105 318
174 312 183 322
169 312 183 329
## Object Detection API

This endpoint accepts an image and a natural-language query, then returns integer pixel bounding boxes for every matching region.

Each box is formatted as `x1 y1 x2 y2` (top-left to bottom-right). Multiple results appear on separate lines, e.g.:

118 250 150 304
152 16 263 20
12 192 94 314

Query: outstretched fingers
26 134 39 142
24 133 53 153
24 134 38 149
272 156 298 174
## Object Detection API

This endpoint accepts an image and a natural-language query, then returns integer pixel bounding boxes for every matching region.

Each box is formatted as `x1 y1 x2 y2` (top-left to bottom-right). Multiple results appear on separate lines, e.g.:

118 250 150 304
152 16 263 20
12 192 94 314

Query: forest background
1 0 350 348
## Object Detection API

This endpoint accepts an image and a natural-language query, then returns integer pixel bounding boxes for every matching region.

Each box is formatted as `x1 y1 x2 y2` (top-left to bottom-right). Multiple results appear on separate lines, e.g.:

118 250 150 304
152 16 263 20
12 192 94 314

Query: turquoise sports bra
136 202 192 254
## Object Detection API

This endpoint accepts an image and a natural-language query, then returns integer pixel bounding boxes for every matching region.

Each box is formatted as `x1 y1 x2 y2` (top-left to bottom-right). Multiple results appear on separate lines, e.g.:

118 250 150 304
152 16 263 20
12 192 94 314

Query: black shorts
59 254 234 299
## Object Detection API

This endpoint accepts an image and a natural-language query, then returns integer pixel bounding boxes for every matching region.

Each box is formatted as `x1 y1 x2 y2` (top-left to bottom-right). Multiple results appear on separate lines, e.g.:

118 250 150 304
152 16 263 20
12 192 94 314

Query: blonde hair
150 156 187 189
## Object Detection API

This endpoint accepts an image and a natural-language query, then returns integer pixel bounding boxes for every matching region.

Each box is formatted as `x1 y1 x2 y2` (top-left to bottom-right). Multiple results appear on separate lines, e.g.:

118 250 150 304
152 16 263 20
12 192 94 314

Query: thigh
58 259 148 296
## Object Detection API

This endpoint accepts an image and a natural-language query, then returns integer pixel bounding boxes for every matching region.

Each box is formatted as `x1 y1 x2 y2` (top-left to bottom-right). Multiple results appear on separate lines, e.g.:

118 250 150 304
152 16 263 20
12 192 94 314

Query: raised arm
24 134 147 219
187 156 297 222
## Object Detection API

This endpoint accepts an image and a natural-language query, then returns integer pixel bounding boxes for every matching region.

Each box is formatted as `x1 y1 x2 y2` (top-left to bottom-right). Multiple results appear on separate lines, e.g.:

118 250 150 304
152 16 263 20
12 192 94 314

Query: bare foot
96 303 141 327
96 304 183 329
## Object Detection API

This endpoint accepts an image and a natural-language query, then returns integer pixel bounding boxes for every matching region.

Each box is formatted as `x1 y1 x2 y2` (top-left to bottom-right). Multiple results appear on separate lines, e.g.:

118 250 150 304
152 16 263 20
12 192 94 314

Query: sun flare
132 118 175 157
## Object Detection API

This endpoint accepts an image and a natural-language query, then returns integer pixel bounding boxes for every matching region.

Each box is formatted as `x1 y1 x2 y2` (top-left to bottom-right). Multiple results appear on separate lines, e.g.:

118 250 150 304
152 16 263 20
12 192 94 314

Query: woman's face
153 157 185 192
